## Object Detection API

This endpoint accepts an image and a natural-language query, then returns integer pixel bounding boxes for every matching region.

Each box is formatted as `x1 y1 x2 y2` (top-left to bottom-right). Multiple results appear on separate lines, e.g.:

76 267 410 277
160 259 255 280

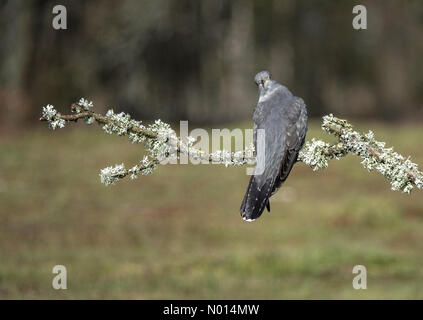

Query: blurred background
1 0 423 299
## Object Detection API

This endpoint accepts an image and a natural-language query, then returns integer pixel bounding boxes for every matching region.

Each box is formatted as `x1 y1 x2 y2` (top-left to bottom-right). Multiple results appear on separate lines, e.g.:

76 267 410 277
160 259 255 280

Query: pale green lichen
99 163 126 186
42 104 66 130
77 98 93 111
298 139 332 171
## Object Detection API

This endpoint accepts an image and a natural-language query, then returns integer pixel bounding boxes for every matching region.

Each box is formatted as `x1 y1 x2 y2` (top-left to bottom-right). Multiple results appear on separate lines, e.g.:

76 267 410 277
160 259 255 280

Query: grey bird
240 71 308 221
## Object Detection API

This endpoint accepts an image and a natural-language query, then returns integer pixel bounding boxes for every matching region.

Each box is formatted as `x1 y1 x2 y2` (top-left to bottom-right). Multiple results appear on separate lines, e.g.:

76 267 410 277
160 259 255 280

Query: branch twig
40 99 423 193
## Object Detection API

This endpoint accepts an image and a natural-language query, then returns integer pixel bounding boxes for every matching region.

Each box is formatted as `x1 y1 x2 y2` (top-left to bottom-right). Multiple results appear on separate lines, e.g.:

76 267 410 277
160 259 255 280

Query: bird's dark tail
240 176 272 222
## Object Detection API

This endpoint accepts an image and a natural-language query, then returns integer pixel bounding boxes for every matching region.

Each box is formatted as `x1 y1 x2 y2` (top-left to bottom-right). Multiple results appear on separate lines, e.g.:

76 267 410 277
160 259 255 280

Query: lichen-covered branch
298 114 423 192
40 98 423 193
40 99 257 183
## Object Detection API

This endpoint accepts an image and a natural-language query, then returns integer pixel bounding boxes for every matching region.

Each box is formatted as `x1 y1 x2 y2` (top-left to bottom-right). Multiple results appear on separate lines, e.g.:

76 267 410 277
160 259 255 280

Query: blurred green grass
0 120 423 299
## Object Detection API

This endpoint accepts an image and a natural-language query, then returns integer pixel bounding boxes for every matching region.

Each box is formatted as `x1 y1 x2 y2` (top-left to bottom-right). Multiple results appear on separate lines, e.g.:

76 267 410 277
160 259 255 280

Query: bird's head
254 70 271 88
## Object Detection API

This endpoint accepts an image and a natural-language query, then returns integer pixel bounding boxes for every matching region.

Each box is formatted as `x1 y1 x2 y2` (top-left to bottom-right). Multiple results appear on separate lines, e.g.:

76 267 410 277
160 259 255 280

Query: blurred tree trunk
0 0 32 133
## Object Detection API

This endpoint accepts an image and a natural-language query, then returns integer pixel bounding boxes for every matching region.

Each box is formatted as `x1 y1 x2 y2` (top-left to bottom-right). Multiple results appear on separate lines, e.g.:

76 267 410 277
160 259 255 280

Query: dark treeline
1 0 422 130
